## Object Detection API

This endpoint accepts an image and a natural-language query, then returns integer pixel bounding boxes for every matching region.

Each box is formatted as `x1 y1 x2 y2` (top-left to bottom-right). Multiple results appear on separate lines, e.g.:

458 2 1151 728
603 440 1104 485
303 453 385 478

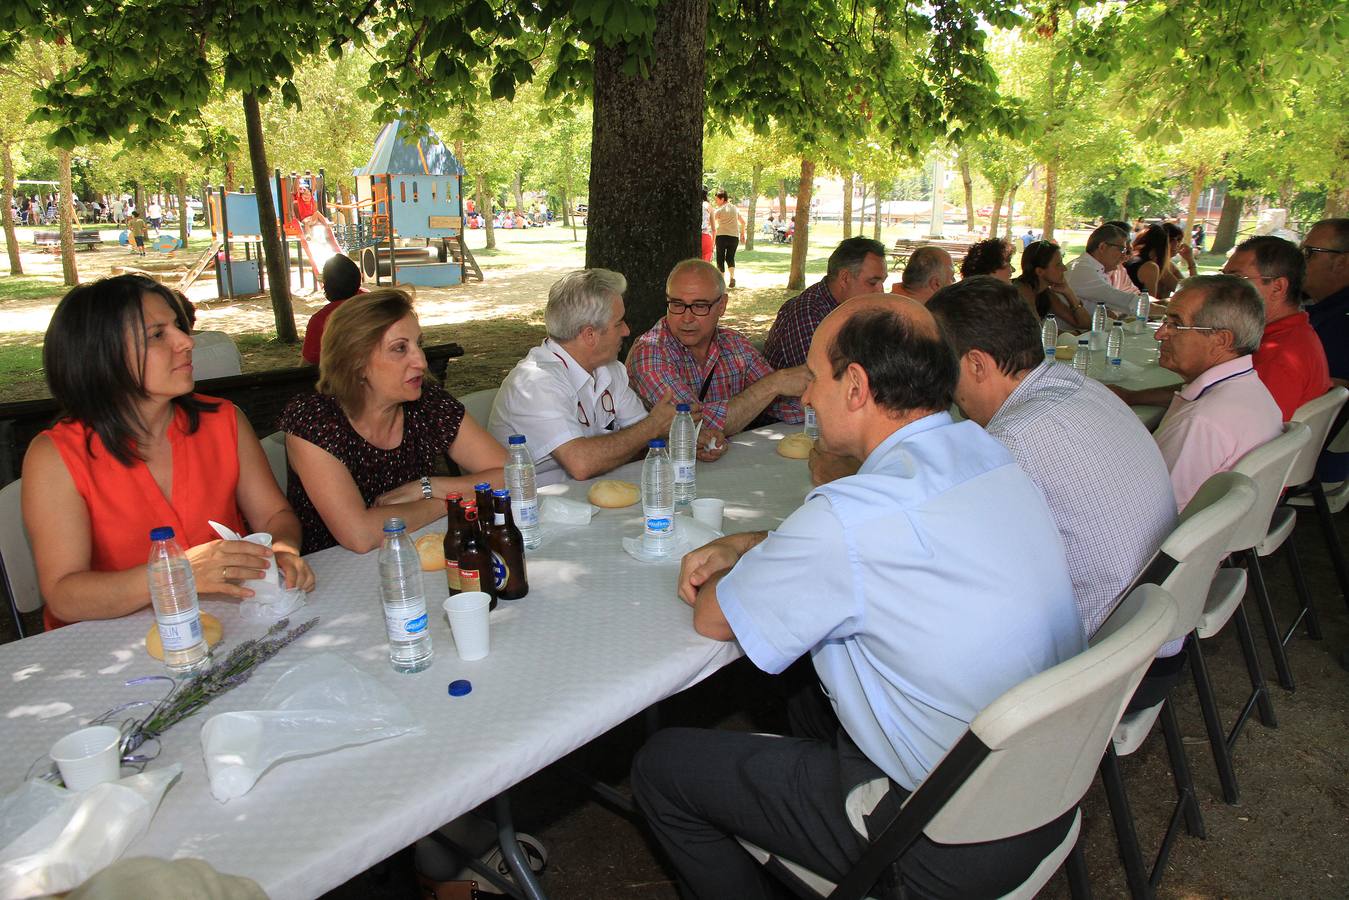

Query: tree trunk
57 147 78 285
1184 166 1207 232
224 158 238 193
1117 186 1131 222
176 174 190 247
477 175 496 250
1327 187 1349 219
1 142 22 275
958 154 975 234
512 172 525 216
873 182 882 241
1041 159 1059 243
988 185 1005 237
243 91 297 343
1211 188 1244 255
1277 178 1293 213
134 182 144 217
841 173 853 239
1004 182 1019 240
587 0 706 343
778 179 787 220
745 163 761 251
858 180 868 232
788 158 815 290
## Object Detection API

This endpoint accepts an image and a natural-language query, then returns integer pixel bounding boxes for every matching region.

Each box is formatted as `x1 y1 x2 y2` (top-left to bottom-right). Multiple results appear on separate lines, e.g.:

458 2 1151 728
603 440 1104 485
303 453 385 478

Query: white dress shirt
1066 253 1142 317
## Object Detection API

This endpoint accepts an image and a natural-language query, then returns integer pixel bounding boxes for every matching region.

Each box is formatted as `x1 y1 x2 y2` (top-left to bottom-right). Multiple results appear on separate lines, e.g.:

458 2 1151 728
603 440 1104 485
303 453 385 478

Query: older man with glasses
628 259 809 450
1113 274 1282 510
1065 223 1141 317
1301 218 1349 389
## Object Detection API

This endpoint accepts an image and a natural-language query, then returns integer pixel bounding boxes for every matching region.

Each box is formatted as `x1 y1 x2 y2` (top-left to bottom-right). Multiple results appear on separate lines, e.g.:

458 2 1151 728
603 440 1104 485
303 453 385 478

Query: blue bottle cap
382 517 406 532
676 403 691 412
492 488 510 498
448 679 472 696
149 526 174 541
474 482 491 491
508 434 526 445
649 438 666 448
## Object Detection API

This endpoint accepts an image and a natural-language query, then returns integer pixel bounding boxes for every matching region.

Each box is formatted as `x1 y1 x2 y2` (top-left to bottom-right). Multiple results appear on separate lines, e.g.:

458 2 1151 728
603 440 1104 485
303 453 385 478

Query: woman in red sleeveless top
22 275 314 630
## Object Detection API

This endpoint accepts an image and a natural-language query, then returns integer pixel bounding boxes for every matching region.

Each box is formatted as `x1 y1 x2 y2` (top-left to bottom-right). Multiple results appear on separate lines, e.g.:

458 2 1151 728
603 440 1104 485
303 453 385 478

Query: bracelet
420 476 433 500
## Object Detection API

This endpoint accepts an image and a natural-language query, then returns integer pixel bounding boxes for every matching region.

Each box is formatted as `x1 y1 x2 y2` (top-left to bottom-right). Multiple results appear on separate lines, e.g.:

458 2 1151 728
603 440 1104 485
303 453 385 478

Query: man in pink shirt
1114 275 1282 510
1223 235 1331 420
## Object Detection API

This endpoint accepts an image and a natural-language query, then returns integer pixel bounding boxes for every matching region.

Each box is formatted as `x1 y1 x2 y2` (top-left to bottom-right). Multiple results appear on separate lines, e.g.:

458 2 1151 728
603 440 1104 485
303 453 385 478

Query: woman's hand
375 479 431 506
186 539 272 599
276 551 316 592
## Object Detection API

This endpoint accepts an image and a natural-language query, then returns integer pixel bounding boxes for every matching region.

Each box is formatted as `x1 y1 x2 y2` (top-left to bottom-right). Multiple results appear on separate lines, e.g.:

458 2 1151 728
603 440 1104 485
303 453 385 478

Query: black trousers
715 235 739 270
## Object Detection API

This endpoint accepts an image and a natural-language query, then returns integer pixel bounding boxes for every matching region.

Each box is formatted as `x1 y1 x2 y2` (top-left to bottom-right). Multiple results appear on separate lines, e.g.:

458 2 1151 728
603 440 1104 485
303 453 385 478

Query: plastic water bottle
1133 293 1151 334
1107 321 1125 376
1040 316 1058 361
146 526 209 676
1072 337 1090 374
641 438 675 557
804 404 819 440
504 434 541 549
378 517 433 674
1091 300 1108 336
670 403 697 505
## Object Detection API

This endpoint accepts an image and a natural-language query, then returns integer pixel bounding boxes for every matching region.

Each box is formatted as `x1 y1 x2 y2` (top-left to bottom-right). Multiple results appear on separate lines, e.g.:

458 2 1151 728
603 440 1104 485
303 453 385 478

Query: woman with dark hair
1123 224 1172 298
960 238 1014 281
712 189 746 287
1012 240 1092 331
22 275 313 631
279 289 506 554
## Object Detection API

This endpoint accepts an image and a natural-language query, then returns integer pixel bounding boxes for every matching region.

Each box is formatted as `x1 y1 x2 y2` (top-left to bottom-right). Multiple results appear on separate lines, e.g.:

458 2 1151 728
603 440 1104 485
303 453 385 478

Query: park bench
32 231 103 252
888 237 971 272
0 341 463 486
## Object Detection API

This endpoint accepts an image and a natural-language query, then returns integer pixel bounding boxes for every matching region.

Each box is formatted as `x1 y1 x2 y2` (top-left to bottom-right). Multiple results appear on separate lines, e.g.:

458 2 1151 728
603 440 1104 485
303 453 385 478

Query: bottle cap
447 491 462 502
676 403 691 412
649 438 666 448
382 517 406 533
448 680 472 697
493 488 510 498
1078 338 1088 344
508 434 526 445
474 482 491 492
149 526 174 541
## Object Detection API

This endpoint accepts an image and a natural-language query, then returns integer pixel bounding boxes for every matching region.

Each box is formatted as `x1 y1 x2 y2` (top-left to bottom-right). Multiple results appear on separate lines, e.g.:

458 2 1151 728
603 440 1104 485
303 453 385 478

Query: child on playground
128 212 148 256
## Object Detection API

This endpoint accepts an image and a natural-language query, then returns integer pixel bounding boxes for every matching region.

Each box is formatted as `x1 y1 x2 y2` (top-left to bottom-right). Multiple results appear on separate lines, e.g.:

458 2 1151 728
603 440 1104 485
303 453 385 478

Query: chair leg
1099 747 1152 900
1232 603 1278 730
1187 636 1242 805
1281 534 1322 642
1065 837 1093 900
1159 700 1205 839
1245 548 1296 691
1308 484 1349 608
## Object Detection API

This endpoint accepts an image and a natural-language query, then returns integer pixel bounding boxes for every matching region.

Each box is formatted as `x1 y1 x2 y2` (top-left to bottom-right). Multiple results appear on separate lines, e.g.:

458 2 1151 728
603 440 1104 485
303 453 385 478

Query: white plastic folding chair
260 431 288 494
1283 387 1349 612
1098 472 1257 897
1228 421 1313 692
737 586 1177 900
0 479 42 640
460 388 498 429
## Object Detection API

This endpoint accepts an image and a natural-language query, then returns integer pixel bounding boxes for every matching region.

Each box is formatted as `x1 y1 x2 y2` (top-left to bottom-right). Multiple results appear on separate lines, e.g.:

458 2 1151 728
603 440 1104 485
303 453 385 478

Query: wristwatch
420 476 433 500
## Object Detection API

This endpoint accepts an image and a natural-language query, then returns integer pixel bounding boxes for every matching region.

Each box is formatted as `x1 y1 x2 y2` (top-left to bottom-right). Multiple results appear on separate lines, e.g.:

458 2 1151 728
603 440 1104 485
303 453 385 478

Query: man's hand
697 427 729 462
646 389 687 433
771 365 811 398
809 445 861 486
677 539 744 606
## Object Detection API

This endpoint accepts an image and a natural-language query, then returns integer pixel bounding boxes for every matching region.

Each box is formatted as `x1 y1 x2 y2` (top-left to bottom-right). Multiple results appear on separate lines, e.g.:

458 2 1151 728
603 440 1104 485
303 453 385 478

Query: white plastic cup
242 532 279 596
690 498 725 531
444 592 491 661
50 725 122 791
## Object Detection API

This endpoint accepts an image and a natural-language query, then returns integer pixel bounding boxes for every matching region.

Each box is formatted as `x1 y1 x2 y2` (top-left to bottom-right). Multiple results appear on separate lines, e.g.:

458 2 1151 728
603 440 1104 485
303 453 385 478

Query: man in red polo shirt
1223 235 1331 420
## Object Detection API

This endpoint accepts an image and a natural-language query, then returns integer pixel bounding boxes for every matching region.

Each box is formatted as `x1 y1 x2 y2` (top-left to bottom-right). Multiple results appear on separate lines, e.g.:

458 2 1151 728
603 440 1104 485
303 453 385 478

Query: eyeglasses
667 298 717 316
1158 316 1217 334
1103 242 1128 251
1303 246 1349 259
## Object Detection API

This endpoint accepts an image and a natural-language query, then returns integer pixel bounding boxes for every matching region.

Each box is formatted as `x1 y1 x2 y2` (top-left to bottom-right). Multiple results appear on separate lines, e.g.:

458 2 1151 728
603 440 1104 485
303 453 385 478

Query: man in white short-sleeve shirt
489 268 681 485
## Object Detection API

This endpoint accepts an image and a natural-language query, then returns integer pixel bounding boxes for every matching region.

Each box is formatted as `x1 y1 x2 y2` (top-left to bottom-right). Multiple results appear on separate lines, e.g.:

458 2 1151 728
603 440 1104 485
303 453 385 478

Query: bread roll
588 479 640 508
415 533 446 571
776 432 815 459
146 612 224 661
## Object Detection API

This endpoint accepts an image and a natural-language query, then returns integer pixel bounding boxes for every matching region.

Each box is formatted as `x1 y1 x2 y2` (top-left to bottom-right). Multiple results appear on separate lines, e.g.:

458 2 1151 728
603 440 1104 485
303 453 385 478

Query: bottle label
805 406 817 427
675 463 695 484
156 608 203 652
492 551 508 591
645 514 673 535
512 498 539 527
384 602 429 641
460 567 482 592
445 560 460 592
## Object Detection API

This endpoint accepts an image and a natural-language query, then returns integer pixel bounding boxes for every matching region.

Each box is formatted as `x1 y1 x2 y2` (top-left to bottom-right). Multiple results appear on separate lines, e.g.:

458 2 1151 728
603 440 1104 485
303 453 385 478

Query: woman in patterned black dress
279 290 506 554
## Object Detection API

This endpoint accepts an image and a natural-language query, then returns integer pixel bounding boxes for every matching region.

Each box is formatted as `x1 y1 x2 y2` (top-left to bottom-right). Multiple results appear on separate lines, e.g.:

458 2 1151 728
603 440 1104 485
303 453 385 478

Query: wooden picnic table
888 238 972 272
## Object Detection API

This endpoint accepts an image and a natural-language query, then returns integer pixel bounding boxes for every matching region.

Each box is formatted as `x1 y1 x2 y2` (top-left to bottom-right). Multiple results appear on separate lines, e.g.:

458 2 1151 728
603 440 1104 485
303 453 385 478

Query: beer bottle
473 482 495 542
457 502 498 611
442 493 464 596
488 489 529 600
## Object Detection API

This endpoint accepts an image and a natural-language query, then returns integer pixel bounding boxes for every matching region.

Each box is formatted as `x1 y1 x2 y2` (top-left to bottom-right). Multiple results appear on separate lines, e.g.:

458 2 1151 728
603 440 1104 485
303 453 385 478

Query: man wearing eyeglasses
1302 219 1349 390
1064 224 1142 317
1221 236 1329 420
1112 275 1281 510
627 259 810 446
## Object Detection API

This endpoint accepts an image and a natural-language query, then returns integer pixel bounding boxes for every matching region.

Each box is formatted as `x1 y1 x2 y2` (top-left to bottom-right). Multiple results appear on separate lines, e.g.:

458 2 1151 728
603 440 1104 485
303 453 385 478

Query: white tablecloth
0 425 814 900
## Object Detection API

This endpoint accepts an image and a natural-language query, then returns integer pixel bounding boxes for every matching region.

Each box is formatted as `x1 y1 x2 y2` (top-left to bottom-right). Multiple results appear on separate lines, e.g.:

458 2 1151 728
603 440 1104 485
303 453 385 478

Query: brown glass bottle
473 482 495 542
442 493 464 596
488 489 529 600
457 502 498 611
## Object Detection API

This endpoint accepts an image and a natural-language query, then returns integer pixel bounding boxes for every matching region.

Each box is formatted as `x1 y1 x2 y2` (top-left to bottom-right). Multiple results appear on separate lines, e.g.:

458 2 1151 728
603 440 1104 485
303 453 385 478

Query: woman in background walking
713 189 746 288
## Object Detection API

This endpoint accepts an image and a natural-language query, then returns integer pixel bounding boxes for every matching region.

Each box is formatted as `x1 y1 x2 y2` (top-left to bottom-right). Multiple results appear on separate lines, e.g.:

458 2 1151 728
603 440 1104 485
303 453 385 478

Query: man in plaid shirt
628 259 809 444
764 236 888 370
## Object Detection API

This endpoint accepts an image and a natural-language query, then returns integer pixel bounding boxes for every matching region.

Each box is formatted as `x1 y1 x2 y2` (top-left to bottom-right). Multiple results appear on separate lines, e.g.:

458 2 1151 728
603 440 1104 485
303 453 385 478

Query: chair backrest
460 388 498 429
1288 386 1349 487
1226 421 1312 552
260 431 288 494
0 478 43 616
923 585 1176 844
1149 471 1258 642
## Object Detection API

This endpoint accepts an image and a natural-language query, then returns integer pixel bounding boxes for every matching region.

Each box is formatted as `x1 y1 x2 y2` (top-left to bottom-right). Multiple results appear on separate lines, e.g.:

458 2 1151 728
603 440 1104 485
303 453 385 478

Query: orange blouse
42 395 245 630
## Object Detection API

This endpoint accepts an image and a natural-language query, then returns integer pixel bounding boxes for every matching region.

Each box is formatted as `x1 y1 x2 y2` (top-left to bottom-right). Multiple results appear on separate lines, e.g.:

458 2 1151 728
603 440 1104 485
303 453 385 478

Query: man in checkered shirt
628 260 809 447
763 236 889 370
927 276 1177 640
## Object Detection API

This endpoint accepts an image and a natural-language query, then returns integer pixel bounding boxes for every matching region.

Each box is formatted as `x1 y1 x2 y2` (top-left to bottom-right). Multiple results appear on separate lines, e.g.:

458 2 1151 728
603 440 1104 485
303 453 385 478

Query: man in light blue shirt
632 297 1083 900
